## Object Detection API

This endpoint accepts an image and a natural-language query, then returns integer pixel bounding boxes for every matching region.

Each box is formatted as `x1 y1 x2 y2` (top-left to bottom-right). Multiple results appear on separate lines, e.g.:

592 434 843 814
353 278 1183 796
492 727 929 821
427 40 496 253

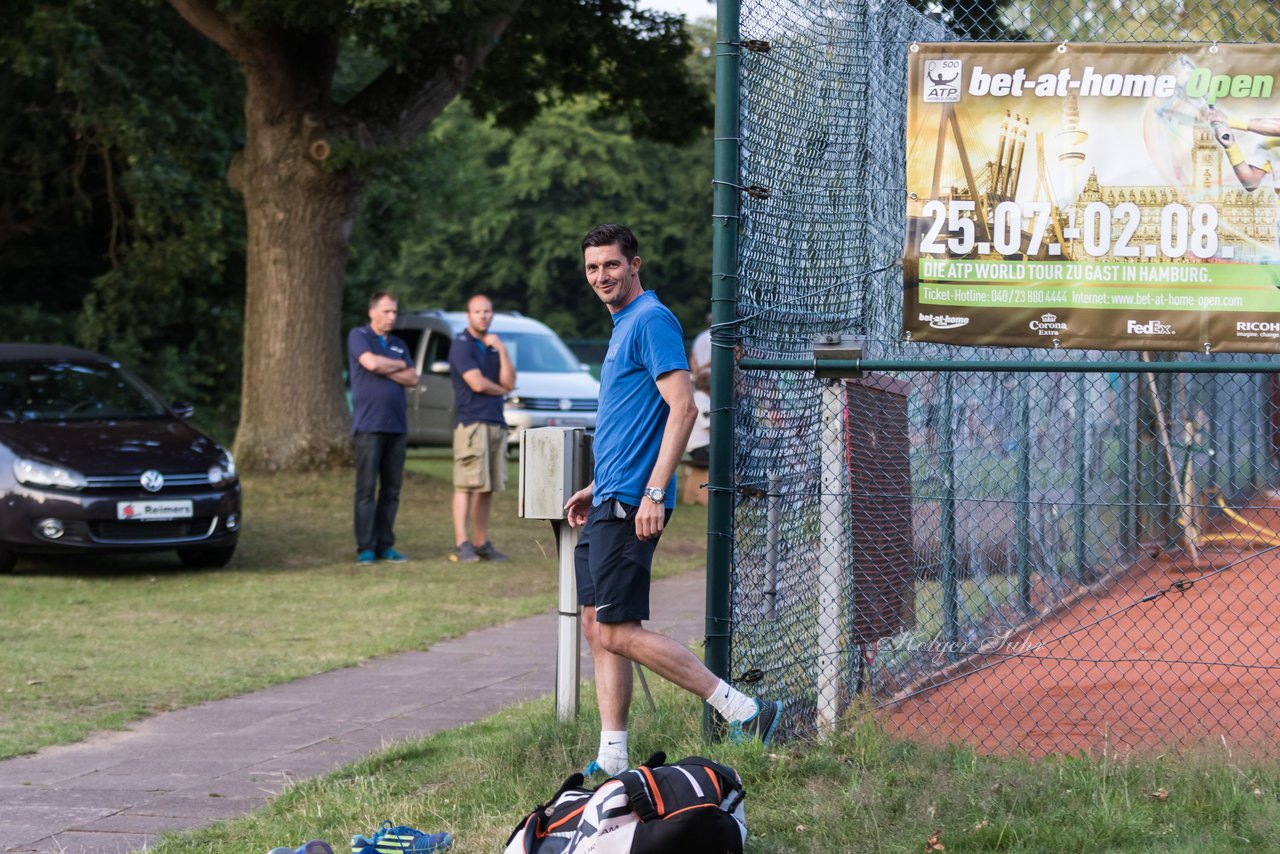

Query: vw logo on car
140 470 165 492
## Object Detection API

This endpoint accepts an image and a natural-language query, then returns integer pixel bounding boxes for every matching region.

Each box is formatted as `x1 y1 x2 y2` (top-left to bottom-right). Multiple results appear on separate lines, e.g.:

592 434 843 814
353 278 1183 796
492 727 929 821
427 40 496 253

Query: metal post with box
518 427 593 721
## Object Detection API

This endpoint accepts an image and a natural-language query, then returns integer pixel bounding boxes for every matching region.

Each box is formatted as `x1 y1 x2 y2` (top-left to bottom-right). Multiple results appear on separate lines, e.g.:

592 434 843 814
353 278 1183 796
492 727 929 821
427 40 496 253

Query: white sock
597 730 628 773
705 679 758 723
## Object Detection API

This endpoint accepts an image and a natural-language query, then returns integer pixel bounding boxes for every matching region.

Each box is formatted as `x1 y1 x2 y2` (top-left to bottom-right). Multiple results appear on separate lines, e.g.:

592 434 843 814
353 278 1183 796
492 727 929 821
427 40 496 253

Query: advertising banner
904 43 1280 352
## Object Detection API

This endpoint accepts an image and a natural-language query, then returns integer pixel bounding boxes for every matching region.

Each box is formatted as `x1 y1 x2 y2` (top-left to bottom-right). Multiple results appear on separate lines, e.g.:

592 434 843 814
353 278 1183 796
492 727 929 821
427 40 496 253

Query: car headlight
13 458 88 490
207 449 237 486
505 396 522 409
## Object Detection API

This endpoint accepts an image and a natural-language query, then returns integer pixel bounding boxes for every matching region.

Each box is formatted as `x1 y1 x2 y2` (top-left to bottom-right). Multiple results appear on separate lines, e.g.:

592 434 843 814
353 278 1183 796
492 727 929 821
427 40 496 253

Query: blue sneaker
377 548 409 563
268 842 334 854
356 550 376 566
352 822 452 854
728 698 781 745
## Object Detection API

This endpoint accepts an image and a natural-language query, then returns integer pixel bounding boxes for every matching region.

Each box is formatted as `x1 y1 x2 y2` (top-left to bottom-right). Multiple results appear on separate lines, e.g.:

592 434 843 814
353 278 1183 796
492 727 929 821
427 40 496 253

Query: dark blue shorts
574 499 672 624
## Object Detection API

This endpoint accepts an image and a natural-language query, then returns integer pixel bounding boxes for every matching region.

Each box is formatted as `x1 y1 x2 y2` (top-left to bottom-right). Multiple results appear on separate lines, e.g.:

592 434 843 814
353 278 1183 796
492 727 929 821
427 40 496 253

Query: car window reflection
0 361 169 422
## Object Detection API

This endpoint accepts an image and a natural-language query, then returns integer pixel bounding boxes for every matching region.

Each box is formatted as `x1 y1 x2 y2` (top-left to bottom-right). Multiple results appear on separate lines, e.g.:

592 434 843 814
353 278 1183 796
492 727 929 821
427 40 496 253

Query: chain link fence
724 0 1280 754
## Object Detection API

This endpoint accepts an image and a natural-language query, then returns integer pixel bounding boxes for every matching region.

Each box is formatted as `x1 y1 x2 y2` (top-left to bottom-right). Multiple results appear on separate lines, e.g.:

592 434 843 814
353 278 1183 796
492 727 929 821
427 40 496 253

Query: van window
397 329 423 367
501 332 580 372
425 331 451 367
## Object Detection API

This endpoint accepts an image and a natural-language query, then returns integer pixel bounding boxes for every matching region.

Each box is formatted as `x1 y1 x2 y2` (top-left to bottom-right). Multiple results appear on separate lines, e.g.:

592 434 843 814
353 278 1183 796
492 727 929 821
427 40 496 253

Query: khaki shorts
453 422 508 492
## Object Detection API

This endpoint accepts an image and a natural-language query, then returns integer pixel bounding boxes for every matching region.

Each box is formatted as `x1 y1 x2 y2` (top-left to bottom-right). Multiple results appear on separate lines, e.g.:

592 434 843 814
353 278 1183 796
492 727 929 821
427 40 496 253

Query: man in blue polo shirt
564 224 780 777
448 294 515 563
348 291 418 566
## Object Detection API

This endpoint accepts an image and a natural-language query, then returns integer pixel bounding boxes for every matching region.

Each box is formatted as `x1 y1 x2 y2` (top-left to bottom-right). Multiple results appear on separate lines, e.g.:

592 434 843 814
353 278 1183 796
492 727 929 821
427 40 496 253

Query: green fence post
939 373 958 661
1016 376 1032 615
1074 373 1088 582
1120 372 1135 558
704 0 741 741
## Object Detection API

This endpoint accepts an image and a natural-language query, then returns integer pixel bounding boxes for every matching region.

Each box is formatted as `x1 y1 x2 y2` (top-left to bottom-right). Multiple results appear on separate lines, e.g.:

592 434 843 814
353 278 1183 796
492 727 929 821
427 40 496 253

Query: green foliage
0 0 246 438
346 92 714 340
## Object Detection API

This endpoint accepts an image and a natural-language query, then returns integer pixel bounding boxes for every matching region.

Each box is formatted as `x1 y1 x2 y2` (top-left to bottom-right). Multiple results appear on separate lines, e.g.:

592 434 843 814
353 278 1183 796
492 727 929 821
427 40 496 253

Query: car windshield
0 360 169 422
500 332 582 373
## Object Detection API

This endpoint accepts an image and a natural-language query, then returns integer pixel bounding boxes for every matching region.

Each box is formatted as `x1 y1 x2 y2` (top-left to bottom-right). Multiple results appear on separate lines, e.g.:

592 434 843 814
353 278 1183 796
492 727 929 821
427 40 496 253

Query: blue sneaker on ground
352 821 452 854
356 550 376 566
268 841 334 854
728 698 781 745
377 548 409 563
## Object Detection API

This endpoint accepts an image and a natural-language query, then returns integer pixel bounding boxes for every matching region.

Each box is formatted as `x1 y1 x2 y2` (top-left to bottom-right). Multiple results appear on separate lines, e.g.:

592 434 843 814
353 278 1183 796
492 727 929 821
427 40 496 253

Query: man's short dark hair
369 291 396 308
582 224 639 261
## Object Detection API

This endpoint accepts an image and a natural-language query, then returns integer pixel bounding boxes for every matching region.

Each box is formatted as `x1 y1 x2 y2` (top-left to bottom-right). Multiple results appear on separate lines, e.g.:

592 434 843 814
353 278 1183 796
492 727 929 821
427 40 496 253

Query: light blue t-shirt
592 291 688 509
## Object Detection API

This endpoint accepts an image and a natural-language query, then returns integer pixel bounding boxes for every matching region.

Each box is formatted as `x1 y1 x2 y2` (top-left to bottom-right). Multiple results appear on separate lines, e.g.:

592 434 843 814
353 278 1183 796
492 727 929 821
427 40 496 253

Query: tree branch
168 0 249 58
345 3 525 147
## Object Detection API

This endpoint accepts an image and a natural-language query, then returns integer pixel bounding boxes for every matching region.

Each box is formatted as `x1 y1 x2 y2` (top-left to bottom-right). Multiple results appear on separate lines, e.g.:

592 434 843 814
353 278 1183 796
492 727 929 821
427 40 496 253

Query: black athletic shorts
574 499 672 624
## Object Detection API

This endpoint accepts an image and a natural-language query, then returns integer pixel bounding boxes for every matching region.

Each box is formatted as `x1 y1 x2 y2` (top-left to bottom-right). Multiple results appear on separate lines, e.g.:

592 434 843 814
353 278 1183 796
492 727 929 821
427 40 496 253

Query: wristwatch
643 486 666 505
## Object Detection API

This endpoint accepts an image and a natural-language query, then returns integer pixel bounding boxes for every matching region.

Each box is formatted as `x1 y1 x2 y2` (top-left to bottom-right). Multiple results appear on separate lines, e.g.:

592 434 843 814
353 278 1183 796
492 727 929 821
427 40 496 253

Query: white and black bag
503 752 746 854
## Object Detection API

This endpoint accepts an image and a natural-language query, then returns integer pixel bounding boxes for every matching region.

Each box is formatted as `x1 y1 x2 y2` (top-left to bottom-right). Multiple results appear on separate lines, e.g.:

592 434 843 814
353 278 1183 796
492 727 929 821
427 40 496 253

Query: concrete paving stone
0 806 114 825
128 793 267 820
70 813 209 834
33 831 156 854
167 774 293 801
0 786 160 809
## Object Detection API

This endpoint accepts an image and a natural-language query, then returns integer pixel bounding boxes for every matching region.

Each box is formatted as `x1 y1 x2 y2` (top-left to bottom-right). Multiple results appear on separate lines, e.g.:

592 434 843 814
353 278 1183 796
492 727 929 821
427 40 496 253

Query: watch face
646 487 665 502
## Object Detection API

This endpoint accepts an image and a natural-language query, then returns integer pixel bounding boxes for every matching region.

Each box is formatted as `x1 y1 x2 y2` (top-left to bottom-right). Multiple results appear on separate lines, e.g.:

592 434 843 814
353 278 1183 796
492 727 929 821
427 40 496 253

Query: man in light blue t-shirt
564 224 780 777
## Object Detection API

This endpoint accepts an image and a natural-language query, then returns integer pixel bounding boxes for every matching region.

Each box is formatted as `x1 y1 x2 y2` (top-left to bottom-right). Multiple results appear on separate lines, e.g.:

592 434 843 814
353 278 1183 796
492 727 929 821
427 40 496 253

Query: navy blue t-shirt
449 329 506 427
347 326 411 434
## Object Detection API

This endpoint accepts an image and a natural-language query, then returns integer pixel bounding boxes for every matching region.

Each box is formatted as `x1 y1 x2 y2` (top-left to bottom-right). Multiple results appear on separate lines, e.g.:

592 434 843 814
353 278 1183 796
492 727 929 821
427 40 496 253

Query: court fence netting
709 0 1280 755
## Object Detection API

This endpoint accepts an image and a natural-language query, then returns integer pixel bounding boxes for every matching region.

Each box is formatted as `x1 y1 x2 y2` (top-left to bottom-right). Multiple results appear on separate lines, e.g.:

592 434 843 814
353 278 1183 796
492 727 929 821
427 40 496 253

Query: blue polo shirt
347 326 411 434
592 291 687 509
449 329 506 426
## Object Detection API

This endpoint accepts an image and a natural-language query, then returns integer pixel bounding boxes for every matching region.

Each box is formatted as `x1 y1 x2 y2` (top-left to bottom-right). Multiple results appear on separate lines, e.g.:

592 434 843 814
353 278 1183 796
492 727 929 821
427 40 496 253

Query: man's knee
596 620 640 656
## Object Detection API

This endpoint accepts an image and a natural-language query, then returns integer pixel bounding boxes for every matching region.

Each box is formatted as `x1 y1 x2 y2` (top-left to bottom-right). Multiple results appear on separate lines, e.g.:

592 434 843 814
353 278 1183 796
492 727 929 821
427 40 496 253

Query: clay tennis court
883 497 1280 758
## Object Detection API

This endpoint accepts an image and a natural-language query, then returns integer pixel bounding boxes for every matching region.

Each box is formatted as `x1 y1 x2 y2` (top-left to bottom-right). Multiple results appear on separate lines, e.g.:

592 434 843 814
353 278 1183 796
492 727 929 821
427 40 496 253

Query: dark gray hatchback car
0 344 240 572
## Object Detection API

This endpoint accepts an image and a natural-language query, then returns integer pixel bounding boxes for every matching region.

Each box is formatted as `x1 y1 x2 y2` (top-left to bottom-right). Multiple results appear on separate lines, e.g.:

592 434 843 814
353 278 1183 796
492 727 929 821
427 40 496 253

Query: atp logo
923 59 962 103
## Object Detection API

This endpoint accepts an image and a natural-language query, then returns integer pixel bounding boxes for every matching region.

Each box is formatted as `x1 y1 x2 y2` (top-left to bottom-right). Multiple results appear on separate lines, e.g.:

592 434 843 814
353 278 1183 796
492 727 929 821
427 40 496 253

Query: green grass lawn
149 675 1280 853
0 449 708 759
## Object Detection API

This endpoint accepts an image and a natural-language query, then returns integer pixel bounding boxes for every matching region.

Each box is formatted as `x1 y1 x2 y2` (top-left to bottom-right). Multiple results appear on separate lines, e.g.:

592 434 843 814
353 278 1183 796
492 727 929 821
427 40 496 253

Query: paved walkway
0 571 708 854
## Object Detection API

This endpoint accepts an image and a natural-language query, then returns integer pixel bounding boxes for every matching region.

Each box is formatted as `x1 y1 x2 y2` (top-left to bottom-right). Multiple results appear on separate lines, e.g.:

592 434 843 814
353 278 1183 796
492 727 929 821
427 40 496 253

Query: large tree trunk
231 65 359 473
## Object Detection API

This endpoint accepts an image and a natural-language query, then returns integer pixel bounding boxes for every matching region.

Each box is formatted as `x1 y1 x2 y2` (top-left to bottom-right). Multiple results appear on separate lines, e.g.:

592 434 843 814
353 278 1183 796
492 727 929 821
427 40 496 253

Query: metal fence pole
939 372 959 661
1016 377 1032 615
1074 373 1088 582
816 381 848 735
704 0 741 740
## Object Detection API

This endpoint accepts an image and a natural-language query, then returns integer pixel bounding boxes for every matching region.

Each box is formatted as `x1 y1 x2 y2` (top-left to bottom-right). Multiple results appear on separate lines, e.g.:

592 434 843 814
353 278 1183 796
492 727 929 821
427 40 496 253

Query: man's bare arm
358 351 412 375
388 366 419 387
461 367 510 395
635 369 698 540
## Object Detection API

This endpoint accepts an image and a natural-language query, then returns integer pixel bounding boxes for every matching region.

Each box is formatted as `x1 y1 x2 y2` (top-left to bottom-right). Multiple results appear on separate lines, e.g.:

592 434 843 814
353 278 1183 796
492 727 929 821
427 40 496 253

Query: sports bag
503 752 746 854
503 771 596 854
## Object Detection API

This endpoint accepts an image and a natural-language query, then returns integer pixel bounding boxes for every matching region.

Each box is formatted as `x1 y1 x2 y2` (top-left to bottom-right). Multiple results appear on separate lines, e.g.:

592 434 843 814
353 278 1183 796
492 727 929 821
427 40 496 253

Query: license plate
117 500 194 521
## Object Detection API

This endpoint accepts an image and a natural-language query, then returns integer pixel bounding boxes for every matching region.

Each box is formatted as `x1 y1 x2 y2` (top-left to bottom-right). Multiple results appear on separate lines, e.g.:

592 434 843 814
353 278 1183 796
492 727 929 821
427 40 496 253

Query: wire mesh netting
727 0 1280 755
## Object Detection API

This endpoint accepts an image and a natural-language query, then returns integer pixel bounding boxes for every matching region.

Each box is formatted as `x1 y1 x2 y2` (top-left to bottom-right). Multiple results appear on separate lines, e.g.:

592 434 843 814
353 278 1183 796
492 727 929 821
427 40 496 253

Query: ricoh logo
1236 321 1280 339
923 59 962 103
920 312 969 330
1029 312 1067 335
1126 319 1174 336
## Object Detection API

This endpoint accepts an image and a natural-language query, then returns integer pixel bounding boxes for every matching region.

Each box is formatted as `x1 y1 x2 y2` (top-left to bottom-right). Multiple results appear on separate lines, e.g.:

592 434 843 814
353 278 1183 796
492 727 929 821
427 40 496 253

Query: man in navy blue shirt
448 294 515 563
348 292 418 566
564 224 780 777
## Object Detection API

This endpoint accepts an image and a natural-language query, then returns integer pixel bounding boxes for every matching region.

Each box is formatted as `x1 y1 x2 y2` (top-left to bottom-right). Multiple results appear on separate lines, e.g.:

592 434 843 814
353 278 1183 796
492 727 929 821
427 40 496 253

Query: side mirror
579 363 592 372
172 401 195 419
430 360 450 375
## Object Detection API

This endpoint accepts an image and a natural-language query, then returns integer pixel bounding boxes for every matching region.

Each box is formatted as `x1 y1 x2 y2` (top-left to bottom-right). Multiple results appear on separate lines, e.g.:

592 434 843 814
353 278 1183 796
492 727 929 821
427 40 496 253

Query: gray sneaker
475 540 509 561
729 698 781 745
449 541 479 563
